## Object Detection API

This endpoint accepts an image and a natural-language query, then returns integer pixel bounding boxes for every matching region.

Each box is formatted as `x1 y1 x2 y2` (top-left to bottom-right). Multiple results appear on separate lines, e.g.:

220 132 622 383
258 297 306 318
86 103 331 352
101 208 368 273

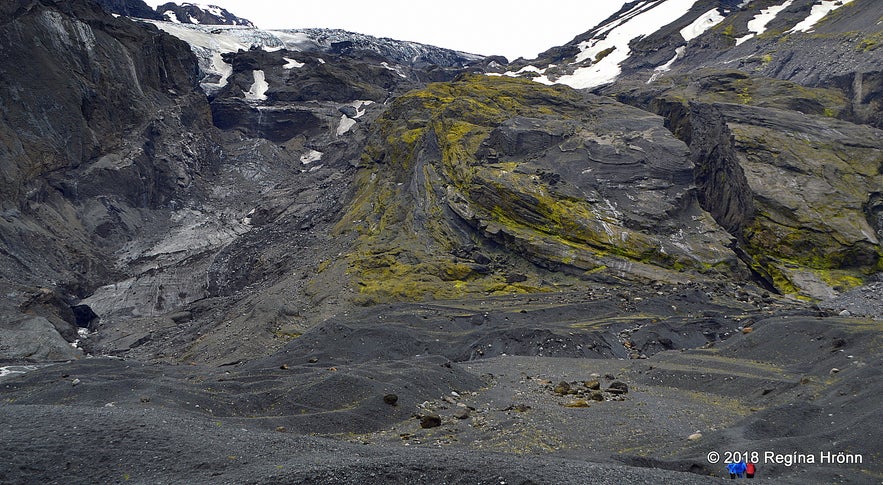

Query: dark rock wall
93 0 163 20
686 102 754 235
0 0 216 357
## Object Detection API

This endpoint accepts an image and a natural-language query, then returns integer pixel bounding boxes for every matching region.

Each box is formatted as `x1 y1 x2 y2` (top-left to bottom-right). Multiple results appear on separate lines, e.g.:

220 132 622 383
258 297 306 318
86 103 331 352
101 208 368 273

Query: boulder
0 317 82 361
420 413 442 429
607 381 629 394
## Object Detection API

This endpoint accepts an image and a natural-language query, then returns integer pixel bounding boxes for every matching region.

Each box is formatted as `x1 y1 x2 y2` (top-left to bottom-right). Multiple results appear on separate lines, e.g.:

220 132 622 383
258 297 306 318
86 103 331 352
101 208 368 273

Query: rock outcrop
337 74 742 304
606 70 883 298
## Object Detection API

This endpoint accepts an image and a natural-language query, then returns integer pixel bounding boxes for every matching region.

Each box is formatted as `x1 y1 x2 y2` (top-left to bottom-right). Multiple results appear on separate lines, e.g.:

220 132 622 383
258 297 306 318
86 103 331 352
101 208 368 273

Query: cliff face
0 0 216 359
608 70 883 297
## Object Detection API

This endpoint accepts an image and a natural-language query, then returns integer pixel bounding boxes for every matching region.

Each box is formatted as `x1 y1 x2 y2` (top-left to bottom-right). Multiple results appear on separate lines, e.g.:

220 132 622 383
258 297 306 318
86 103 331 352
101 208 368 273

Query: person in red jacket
746 461 756 478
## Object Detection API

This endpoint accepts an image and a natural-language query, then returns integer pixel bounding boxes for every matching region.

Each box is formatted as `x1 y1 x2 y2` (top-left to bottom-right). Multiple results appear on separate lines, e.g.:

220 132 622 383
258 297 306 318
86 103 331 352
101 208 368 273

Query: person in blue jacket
727 460 747 478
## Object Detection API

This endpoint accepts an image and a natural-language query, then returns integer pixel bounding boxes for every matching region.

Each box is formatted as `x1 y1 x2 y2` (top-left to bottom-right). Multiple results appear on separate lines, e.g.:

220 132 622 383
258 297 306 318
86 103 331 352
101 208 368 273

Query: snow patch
538 0 700 89
337 116 357 136
163 11 181 23
787 0 854 33
736 0 794 45
680 8 725 41
283 57 305 69
211 52 233 88
648 46 685 83
0 365 38 379
244 70 268 101
188 14 200 25
336 100 373 135
300 150 323 164
516 65 544 74
349 100 373 118
381 62 408 78
205 5 224 17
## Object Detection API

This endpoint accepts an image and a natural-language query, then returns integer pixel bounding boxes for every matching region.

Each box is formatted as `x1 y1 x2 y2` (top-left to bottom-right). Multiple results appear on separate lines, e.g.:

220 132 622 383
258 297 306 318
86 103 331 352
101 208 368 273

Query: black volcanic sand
2 285 881 484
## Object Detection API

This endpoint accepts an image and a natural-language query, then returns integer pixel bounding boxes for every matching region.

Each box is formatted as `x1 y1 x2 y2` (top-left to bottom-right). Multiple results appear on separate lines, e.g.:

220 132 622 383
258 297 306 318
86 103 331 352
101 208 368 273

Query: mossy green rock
725 104 883 298
608 70 883 298
338 75 741 304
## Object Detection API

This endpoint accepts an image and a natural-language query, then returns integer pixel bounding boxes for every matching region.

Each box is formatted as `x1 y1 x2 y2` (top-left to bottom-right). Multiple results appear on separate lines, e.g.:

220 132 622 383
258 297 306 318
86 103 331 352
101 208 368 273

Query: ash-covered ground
2 282 880 484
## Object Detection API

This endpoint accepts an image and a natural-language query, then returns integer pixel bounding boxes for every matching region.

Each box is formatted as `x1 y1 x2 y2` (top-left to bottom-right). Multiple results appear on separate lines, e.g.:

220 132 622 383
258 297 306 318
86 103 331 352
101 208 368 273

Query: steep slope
494 0 883 298
609 71 883 298
0 0 216 360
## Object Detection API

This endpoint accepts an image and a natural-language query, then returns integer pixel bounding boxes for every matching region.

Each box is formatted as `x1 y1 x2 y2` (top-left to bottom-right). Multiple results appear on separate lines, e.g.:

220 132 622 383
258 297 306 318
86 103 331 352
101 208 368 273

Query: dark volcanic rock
0 0 217 358
93 0 163 20
606 70 883 298
419 413 442 429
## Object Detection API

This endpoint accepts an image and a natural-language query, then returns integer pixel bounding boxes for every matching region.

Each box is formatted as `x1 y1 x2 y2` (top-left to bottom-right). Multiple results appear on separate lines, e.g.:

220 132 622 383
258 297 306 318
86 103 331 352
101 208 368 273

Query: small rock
308 357 319 363
279 364 289 370
589 391 605 402
606 381 629 394
553 381 572 396
829 368 840 375
741 327 753 334
275 426 287 433
383 394 399 406
454 408 470 420
338 105 359 118
688 432 703 441
584 379 601 390
140 396 151 403
505 273 528 284
71 378 81 386
839 309 851 317
420 414 442 429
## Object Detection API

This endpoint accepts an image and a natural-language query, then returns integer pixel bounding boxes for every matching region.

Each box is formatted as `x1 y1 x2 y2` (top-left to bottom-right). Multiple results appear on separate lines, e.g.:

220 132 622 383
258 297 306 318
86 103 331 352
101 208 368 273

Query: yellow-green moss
339 75 725 304
721 24 735 38
594 47 616 62
858 31 882 52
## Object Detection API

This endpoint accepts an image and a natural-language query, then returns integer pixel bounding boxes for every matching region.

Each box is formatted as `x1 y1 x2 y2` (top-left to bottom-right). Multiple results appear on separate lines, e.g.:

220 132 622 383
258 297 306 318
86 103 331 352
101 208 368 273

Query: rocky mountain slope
155 1 254 26
1 0 881 482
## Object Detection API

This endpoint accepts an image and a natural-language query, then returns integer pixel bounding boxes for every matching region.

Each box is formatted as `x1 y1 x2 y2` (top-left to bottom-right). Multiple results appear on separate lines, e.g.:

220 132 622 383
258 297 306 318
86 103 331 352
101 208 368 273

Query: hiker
746 461 756 478
727 460 747 478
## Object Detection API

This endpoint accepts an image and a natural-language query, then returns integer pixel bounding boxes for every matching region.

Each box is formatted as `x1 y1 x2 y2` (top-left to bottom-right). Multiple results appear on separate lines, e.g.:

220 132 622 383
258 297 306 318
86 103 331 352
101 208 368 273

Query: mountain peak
156 1 255 26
